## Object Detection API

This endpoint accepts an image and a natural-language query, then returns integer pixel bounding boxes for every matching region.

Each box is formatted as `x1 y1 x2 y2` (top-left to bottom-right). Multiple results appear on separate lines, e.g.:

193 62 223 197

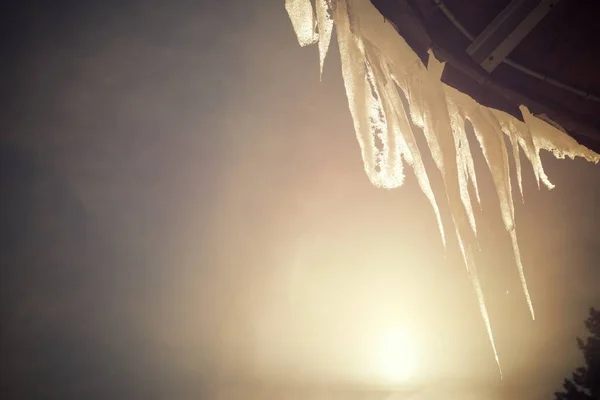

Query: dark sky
1 1 599 399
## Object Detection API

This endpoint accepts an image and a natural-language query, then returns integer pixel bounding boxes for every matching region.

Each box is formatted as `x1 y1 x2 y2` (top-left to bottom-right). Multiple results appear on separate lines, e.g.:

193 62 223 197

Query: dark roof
371 0 600 152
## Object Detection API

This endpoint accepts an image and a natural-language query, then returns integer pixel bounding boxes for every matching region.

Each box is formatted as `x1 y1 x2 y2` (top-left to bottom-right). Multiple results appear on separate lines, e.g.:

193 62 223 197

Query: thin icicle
444 88 535 320
471 104 536 320
285 0 319 47
511 134 524 201
446 88 482 208
316 0 333 79
494 109 554 190
447 95 478 235
456 234 502 379
501 120 525 202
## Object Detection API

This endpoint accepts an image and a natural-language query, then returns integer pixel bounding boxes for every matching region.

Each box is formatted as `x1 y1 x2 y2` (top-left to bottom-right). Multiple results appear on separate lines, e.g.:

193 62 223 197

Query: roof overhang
370 0 600 152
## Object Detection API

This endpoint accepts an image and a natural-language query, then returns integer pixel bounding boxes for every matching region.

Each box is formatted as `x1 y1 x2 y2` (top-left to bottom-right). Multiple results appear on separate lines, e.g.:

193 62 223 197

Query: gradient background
1 0 599 398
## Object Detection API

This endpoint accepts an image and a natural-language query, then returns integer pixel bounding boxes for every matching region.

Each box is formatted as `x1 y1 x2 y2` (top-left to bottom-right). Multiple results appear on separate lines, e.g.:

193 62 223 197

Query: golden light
372 327 418 383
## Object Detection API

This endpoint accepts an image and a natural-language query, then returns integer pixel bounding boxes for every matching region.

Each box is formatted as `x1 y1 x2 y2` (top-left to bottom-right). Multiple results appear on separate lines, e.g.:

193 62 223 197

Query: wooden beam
467 0 559 72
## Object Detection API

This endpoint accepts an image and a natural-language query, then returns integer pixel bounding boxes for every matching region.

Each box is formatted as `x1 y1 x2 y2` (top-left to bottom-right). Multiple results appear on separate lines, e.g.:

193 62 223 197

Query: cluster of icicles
285 0 600 375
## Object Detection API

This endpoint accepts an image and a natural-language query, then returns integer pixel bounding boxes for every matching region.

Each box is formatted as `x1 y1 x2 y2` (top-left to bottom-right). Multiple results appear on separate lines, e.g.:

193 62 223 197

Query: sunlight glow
373 328 417 383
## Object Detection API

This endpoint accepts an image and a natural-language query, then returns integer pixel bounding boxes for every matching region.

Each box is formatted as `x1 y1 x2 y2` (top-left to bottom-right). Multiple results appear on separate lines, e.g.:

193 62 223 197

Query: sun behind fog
373 328 417 383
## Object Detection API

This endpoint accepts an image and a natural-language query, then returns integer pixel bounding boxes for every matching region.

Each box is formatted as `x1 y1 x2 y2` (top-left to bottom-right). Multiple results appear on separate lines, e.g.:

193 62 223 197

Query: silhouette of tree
555 308 600 400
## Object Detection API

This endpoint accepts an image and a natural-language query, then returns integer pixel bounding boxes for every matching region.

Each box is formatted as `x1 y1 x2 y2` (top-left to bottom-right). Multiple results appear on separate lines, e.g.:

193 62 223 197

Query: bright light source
373 328 417 383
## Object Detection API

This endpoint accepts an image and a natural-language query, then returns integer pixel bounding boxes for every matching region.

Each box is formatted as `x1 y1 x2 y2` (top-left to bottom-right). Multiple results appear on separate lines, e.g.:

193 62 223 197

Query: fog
1 0 599 398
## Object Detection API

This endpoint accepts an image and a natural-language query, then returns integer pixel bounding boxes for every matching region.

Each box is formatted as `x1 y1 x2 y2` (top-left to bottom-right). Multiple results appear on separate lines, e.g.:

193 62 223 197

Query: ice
285 0 319 47
520 105 600 164
285 0 600 374
335 0 405 188
508 126 524 201
316 0 333 79
372 45 447 247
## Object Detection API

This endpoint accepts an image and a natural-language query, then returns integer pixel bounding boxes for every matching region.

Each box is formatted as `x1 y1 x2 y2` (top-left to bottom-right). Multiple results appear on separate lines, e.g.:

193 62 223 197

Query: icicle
316 0 333 80
335 0 404 188
471 104 535 320
413 55 480 247
334 0 372 180
457 109 482 207
494 109 554 190
521 105 600 164
285 0 319 47
284 0 600 375
367 42 446 248
365 50 406 187
416 54 501 373
508 126 524 201
492 110 524 201
447 94 479 234
456 233 502 379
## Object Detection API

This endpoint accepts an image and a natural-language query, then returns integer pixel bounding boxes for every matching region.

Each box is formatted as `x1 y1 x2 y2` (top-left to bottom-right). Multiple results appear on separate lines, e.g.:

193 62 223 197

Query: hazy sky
1 1 599 399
